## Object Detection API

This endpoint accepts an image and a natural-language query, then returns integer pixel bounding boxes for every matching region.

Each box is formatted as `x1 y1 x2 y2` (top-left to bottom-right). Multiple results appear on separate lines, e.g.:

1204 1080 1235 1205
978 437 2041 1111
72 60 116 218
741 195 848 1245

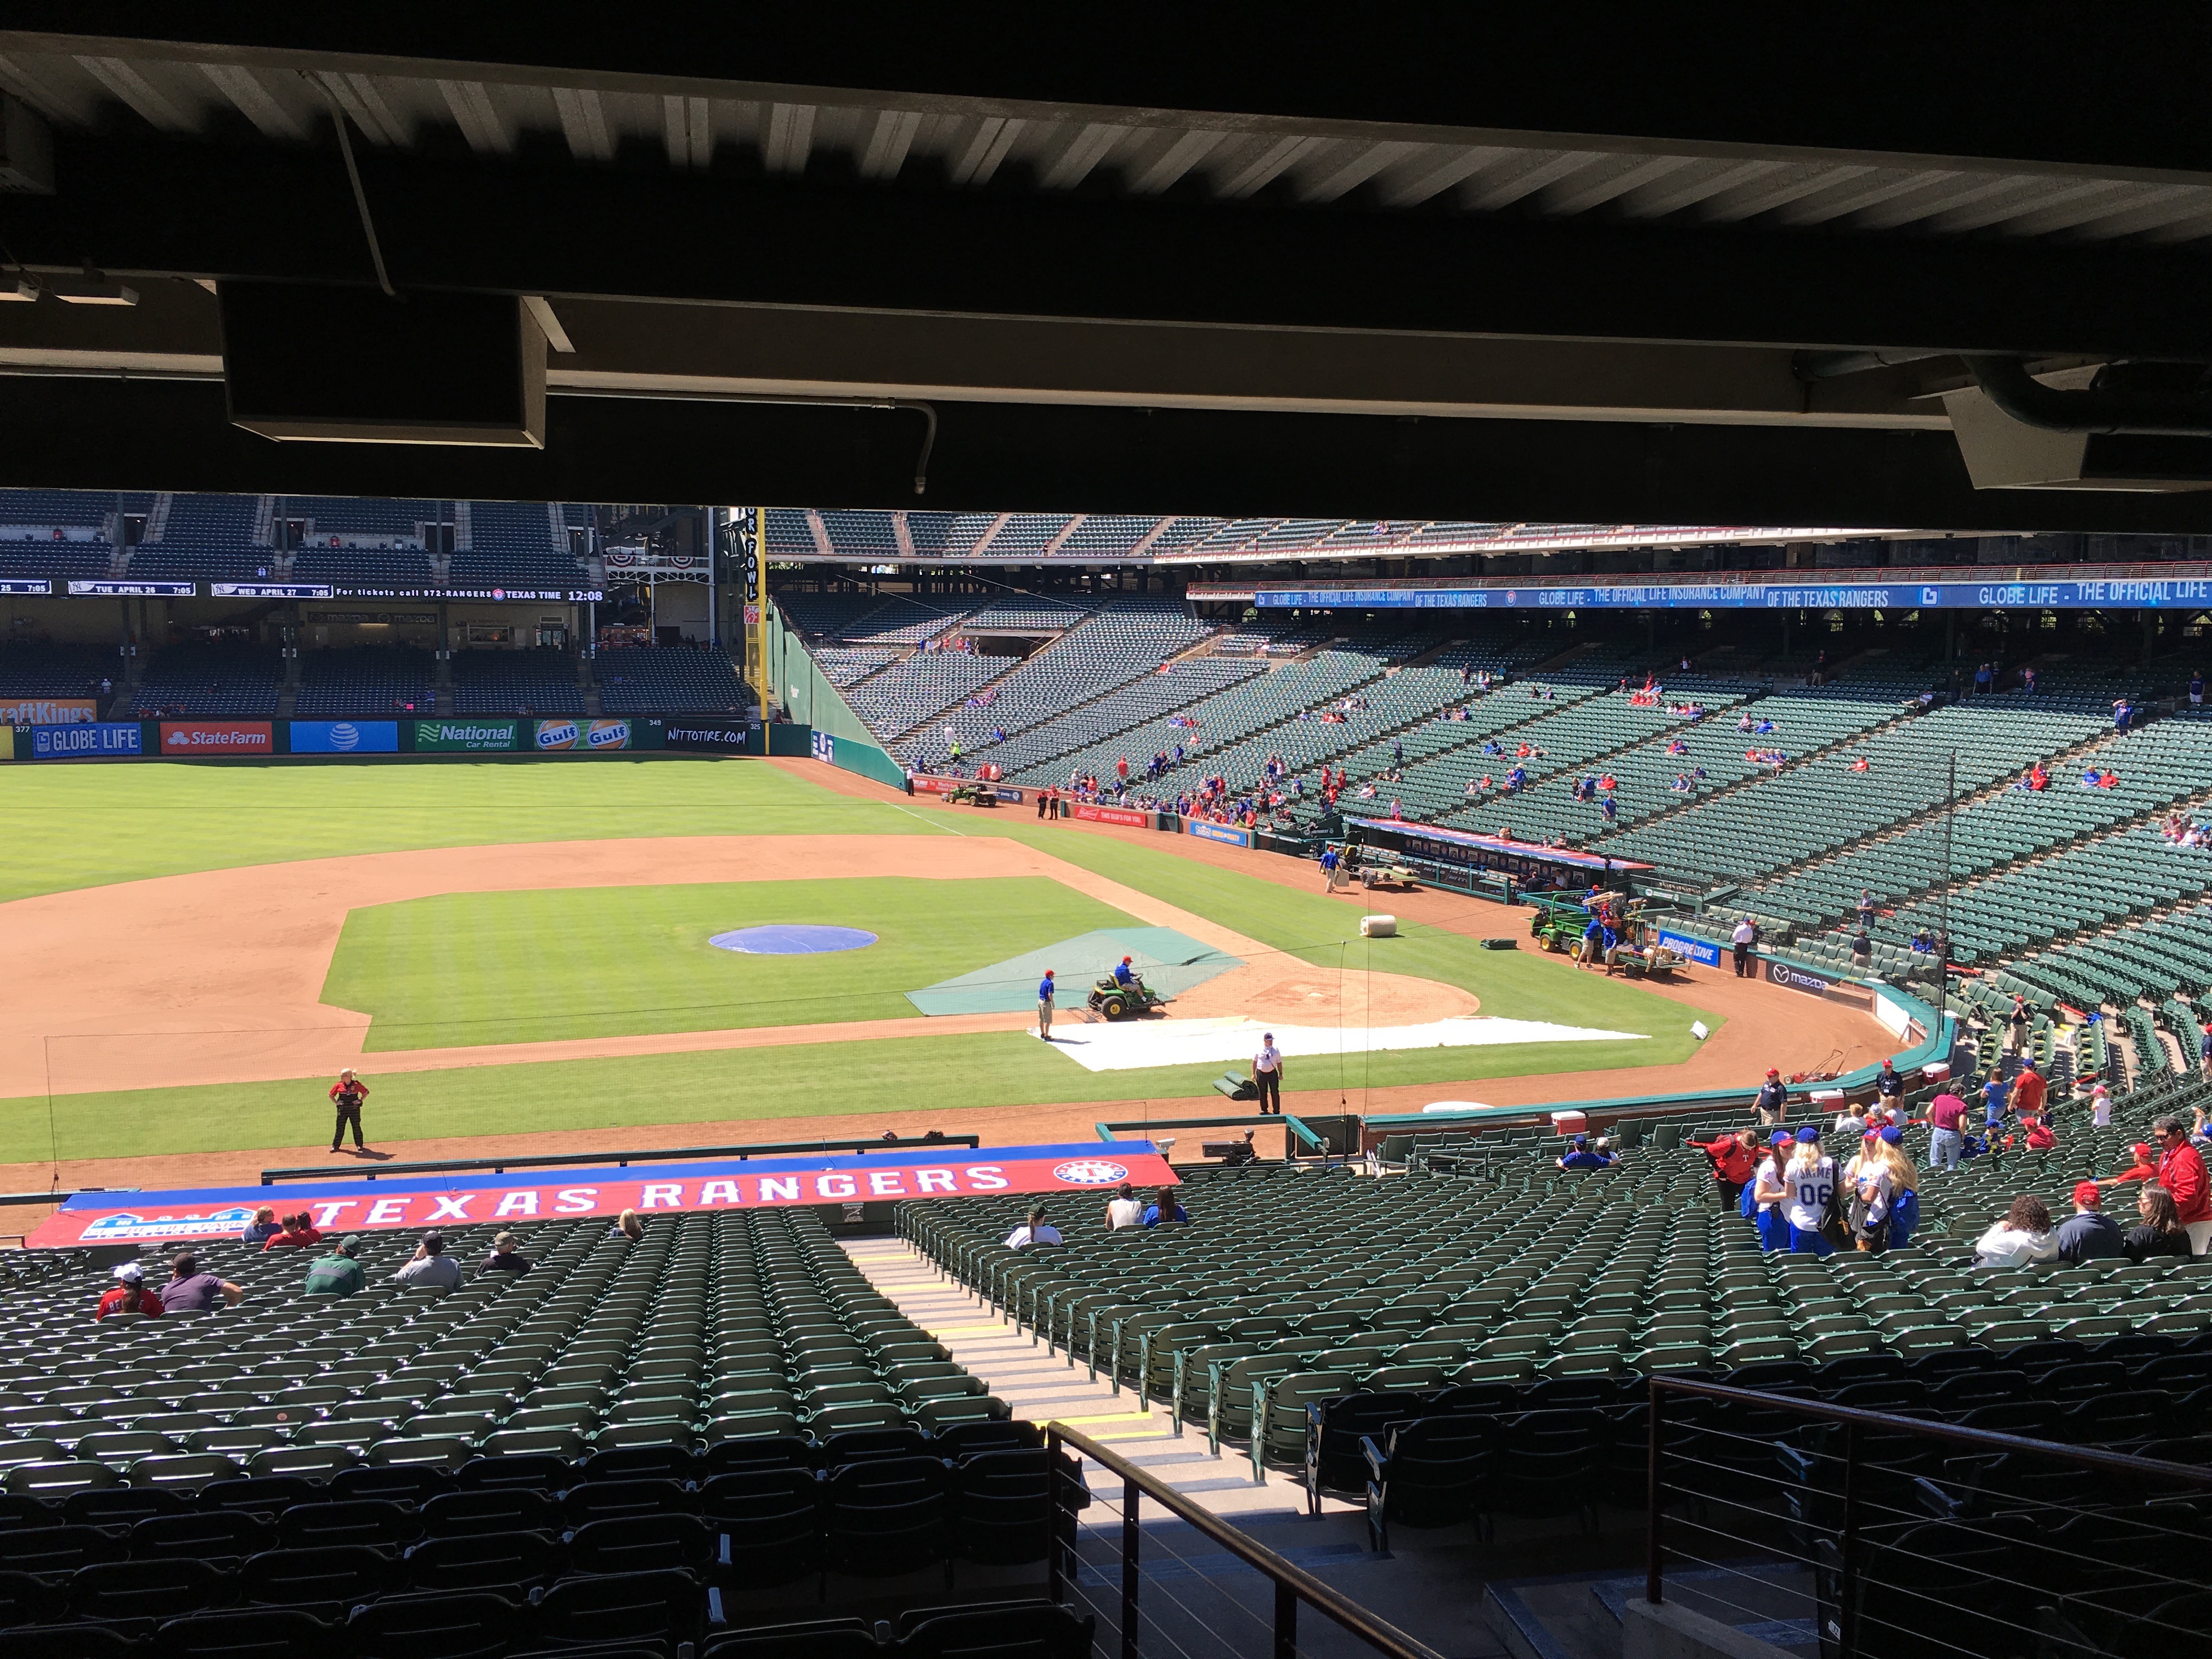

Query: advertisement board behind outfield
664 722 752 752
415 720 518 752
160 721 273 754
1186 820 1252 847
32 722 141 759
0 698 95 725
533 718 633 751
289 720 400 754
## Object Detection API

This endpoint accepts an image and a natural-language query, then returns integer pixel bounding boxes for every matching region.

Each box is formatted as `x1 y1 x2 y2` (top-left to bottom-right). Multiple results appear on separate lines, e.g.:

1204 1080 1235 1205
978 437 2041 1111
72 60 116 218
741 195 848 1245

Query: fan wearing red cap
1753 1068 1789 1126
2102 1144 2160 1190
2049 1180 2128 1264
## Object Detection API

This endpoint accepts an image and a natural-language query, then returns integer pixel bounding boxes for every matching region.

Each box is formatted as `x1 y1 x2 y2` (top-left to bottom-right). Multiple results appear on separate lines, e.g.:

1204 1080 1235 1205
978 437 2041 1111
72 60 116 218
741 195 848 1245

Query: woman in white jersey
1750 1131 1792 1252
1844 1130 1895 1252
1784 1125 1838 1256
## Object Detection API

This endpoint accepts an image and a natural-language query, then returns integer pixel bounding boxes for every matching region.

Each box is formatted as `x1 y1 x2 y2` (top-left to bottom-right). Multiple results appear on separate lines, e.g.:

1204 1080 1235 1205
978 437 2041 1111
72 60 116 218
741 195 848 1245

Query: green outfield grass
324 876 1137 1048
3 758 1726 1160
0 1025 1693 1165
0 757 927 903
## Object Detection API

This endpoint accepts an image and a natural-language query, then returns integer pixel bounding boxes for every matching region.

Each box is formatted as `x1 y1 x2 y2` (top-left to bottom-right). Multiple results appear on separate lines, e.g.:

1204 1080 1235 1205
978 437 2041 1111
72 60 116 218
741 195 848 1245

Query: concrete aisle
843 1238 1359 1524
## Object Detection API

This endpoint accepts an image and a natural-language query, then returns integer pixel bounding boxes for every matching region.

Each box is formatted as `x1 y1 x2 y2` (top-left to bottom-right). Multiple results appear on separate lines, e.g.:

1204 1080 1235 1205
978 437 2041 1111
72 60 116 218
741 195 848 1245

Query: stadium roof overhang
5 17 2212 527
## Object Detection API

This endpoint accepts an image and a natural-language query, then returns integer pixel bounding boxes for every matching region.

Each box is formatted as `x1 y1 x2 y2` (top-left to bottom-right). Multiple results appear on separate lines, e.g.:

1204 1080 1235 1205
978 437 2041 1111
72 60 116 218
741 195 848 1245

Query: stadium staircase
845 1238 1352 1523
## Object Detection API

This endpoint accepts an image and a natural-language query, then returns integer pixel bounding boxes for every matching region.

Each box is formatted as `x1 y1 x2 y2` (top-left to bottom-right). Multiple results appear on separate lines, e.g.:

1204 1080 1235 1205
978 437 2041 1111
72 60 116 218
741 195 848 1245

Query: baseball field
0 754 1891 1189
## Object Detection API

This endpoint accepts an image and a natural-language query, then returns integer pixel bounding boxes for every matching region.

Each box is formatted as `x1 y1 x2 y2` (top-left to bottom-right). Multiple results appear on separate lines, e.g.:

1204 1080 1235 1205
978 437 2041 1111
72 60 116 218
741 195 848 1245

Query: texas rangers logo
1052 1159 1130 1185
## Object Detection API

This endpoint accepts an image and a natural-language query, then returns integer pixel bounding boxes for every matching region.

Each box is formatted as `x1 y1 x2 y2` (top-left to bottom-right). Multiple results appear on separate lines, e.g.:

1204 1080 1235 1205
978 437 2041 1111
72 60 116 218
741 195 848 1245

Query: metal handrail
1092 1114 1326 1153
1048 1420 1447 1659
1645 1374 2212 1636
259 1134 981 1184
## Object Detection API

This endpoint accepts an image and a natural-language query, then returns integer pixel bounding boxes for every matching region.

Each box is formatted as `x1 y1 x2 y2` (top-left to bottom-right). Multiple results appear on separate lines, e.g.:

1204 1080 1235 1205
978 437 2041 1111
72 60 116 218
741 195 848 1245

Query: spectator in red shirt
2008 1062 2048 1120
2151 1116 2212 1253
96 1262 163 1321
2100 1143 2161 1193
262 1212 323 1251
1694 1128 1760 1208
1926 1088 1968 1172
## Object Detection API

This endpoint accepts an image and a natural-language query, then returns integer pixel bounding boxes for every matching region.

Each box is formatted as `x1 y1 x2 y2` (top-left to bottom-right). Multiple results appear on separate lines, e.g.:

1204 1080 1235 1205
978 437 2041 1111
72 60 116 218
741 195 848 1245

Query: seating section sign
25 1141 1178 1248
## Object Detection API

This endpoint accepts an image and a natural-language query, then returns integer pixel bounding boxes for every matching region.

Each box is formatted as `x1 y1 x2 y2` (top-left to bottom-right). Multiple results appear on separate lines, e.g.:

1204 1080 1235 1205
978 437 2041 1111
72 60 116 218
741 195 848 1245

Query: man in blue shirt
1982 1073 2008 1136
1113 956 1138 988
1753 1068 1790 1125
1558 1136 1613 1171
1874 1058 1905 1106
1321 845 1343 892
1037 970 1057 1041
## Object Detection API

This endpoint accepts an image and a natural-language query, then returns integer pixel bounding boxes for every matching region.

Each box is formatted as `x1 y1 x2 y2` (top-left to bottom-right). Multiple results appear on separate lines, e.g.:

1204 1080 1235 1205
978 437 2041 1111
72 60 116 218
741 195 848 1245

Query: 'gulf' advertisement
160 721 273 755
26 1142 1177 1248
534 718 632 752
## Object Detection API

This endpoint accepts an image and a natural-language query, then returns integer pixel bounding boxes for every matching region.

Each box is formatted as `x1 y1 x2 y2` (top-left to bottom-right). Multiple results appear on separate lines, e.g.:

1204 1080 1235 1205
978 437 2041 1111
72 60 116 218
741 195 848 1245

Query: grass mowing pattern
0 760 1724 1162
0 757 926 904
0 1029 1688 1165
324 877 1137 1049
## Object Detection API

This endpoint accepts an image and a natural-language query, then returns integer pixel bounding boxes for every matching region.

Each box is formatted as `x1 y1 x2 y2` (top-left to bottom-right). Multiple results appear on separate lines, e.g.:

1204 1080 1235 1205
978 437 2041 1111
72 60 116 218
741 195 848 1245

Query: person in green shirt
302 1235 366 1297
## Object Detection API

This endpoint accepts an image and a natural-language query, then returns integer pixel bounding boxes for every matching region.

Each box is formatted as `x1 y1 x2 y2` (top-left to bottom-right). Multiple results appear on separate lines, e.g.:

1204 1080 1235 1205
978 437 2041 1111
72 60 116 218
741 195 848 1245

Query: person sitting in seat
1005 1206 1062 1249
97 1262 163 1321
303 1235 367 1297
2126 1184 2194 1263
1558 1135 1613 1171
479 1231 534 1274
1105 1183 1145 1229
239 1207 281 1246
161 1252 244 1312
1974 1195 2059 1268
2050 1182 2126 1265
1112 956 1139 988
1142 1190 1188 1227
392 1231 463 1289
261 1212 323 1251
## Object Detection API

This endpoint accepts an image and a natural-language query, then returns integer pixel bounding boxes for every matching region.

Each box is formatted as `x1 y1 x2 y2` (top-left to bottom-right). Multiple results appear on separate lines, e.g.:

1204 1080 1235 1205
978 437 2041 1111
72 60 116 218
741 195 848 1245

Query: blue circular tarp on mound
710 924 879 955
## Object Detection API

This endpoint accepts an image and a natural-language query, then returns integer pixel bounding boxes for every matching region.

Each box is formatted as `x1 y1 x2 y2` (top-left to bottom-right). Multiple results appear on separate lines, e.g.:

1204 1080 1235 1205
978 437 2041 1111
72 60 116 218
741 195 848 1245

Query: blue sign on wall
289 720 399 754
31 722 141 759
1657 929 1723 968
1187 820 1252 847
1251 577 2212 612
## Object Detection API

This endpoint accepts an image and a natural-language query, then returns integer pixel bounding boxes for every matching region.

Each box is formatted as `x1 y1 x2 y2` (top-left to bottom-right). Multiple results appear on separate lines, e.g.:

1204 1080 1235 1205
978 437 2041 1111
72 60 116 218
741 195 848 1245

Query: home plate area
1037 1013 1647 1071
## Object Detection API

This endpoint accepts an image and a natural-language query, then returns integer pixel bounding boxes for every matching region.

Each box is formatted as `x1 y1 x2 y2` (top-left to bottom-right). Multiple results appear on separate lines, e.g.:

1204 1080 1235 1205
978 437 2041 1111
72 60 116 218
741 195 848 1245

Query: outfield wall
2 715 757 760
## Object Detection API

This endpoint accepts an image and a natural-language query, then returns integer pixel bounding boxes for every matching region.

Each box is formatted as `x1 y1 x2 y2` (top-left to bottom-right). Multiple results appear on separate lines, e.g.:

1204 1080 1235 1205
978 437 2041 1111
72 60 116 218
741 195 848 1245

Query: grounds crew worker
329 1069 370 1154
1251 1032 1284 1115
1321 844 1344 892
1036 970 1057 1041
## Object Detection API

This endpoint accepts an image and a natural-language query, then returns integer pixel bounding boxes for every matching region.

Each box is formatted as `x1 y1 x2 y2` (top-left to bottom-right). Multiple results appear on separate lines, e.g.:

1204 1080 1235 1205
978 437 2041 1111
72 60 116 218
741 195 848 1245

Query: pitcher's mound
1171 967 1477 1025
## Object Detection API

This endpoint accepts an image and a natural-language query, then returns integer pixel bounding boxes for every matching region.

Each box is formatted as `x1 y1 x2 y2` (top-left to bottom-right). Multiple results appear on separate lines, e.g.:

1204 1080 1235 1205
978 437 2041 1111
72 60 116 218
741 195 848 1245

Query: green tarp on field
906 927 1242 1015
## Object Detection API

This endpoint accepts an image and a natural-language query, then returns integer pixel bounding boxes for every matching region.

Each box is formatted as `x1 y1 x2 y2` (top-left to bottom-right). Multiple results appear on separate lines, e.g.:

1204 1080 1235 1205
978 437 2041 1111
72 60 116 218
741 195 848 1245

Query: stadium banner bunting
25 1141 1178 1248
160 720 273 755
30 721 141 759
0 697 95 724
289 720 400 755
1657 929 1723 969
414 719 518 752
1187 820 1252 847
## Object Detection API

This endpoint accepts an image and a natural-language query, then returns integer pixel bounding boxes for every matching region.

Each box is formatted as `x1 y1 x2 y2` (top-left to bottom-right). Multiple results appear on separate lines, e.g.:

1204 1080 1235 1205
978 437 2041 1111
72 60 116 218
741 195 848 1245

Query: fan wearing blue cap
1782 1125 1839 1255
1745 1130 1795 1251
1844 1122 1914 1254
1557 1134 1615 1172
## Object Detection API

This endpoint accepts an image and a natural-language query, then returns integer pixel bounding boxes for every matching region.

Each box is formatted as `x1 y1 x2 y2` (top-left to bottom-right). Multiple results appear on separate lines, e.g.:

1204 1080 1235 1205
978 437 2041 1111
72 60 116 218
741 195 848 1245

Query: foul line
890 801 966 836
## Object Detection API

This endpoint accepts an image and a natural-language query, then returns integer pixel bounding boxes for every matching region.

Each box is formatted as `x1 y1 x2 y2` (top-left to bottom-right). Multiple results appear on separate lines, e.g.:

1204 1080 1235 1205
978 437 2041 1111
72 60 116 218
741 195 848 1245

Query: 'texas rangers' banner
26 1141 1177 1249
